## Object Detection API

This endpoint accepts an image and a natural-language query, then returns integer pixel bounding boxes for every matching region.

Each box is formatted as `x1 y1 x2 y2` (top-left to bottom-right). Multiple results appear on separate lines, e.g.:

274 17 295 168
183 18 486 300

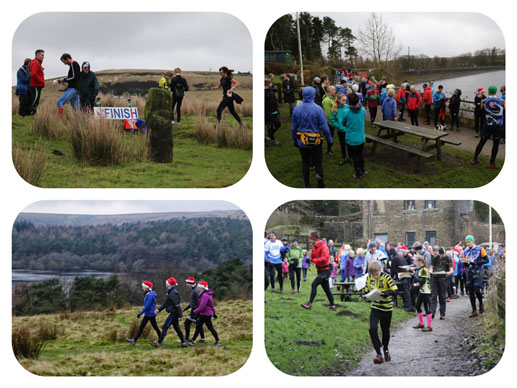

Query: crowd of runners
264 68 506 186
264 230 504 364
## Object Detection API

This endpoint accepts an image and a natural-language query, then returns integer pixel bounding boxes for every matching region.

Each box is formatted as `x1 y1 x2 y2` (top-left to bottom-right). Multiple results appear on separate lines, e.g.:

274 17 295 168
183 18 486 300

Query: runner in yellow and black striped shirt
363 260 399 364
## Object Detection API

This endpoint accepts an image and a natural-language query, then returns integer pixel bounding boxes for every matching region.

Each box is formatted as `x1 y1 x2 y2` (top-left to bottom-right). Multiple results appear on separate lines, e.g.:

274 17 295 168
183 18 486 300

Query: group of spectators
126 276 222 348
265 230 504 364
264 68 507 186
15 49 99 117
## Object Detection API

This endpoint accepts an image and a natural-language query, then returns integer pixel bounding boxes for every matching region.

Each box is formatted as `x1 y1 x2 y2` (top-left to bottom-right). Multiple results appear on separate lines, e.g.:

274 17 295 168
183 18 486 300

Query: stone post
145 88 173 163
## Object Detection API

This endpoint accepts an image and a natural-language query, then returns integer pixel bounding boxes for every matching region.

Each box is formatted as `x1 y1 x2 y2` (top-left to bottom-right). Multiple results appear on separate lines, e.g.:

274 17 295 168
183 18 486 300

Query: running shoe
329 305 337 311
180 342 188 348
150 341 162 348
469 311 479 318
422 327 433 332
214 342 223 347
440 314 445 320
471 159 480 165
126 338 136 345
197 339 206 344
373 354 384 364
383 349 391 362
488 163 497 169
413 323 425 329
186 339 195 346
480 304 485 314
301 302 312 310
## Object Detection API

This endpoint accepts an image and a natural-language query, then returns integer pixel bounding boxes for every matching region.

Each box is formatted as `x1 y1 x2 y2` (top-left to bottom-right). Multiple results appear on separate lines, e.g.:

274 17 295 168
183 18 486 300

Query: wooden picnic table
368 121 451 172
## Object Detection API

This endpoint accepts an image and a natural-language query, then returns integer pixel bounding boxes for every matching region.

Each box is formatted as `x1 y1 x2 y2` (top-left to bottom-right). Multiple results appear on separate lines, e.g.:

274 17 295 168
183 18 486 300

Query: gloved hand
137 313 141 318
214 313 218 319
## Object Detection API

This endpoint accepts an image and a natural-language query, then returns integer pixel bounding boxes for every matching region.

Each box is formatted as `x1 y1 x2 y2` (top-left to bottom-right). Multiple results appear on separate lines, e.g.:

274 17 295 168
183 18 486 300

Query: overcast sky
22 201 239 215
308 12 505 58
12 12 252 84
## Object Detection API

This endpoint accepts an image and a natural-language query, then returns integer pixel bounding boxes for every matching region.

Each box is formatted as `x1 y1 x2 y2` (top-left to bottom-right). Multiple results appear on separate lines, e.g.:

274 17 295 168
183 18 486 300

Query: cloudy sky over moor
22 201 240 215
12 13 252 83
309 12 505 58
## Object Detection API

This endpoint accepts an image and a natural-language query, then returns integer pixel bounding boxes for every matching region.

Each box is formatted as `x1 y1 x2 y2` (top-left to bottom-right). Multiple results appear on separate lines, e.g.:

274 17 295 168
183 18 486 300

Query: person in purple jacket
354 248 367 278
127 281 161 345
301 249 311 281
190 281 222 347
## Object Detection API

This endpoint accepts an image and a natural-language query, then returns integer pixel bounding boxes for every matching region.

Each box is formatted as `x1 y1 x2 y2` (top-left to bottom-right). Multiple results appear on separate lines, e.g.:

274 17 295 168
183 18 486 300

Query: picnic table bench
366 121 452 172
333 280 403 306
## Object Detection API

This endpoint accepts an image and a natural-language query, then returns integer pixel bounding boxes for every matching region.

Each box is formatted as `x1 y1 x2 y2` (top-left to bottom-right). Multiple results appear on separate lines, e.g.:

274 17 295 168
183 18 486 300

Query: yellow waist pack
296 131 323 146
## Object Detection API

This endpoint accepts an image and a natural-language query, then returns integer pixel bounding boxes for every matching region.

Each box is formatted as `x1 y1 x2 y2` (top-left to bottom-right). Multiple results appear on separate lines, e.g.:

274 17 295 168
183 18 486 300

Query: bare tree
358 13 401 71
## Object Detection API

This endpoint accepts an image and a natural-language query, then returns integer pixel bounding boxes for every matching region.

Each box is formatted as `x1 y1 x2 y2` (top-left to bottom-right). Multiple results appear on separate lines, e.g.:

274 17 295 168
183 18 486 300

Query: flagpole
489 205 492 249
296 12 304 86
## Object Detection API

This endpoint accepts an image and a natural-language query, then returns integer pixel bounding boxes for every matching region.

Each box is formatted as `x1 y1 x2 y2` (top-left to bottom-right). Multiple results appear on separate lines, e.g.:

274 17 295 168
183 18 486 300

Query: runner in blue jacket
291 86 333 188
127 281 161 344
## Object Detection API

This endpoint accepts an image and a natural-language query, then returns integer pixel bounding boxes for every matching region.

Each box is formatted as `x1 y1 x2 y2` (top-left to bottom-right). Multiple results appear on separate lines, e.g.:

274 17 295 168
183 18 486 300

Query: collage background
1 0 514 385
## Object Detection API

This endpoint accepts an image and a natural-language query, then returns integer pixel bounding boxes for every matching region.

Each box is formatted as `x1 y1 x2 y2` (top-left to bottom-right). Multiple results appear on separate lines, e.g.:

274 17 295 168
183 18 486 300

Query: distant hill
16 210 247 227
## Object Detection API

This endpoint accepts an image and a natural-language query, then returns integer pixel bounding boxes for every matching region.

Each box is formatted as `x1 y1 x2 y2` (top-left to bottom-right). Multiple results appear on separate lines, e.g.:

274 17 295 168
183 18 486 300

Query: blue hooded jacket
292 86 333 148
382 96 397 120
139 290 157 317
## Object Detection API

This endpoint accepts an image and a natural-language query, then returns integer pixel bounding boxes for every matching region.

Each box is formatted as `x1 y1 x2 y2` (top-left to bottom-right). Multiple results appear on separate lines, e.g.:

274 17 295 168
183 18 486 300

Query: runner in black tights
211 66 242 125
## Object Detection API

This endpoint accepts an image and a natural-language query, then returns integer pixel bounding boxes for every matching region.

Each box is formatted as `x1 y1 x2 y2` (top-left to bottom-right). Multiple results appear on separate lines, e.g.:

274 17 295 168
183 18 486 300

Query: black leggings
450 112 460 129
302 268 308 280
369 106 377 124
458 273 467 294
347 143 365 176
425 104 431 122
299 146 324 188
158 313 185 344
474 130 501 165
416 293 431 315
217 96 241 124
401 277 415 310
268 262 283 291
134 316 161 341
289 266 301 291
308 269 334 305
266 114 281 139
369 309 392 354
430 275 448 316
434 107 444 126
193 316 219 342
185 314 204 340
409 109 419 126
474 111 484 134
172 95 183 123
469 285 483 312
337 131 347 160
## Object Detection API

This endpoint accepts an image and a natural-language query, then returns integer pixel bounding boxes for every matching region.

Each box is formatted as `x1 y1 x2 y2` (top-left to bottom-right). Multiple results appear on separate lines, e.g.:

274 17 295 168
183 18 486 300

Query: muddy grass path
348 295 474 376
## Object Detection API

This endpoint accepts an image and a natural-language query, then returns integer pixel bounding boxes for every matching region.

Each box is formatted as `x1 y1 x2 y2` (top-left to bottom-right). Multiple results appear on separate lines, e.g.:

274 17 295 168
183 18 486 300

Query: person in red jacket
301 231 336 310
28 49 45 115
396 83 407 121
422 83 433 125
407 86 422 126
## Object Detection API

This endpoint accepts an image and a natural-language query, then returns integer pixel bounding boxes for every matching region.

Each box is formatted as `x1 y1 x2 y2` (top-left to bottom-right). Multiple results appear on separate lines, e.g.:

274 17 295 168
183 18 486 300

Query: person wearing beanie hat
152 277 187 348
472 85 505 168
366 240 388 272
126 281 161 345
301 231 336 311
312 76 324 106
463 235 490 317
448 89 462 131
191 281 222 347
183 277 205 344
474 88 486 137
79 61 99 111
429 246 453 320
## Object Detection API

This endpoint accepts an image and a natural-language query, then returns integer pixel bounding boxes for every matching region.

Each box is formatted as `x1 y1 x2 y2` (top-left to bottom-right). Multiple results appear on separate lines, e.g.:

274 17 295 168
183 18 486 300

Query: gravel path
348 295 473 376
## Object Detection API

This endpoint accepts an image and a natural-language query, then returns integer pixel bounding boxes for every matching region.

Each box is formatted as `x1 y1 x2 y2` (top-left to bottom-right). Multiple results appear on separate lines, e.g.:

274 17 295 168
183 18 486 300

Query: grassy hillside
264 269 412 376
13 300 252 376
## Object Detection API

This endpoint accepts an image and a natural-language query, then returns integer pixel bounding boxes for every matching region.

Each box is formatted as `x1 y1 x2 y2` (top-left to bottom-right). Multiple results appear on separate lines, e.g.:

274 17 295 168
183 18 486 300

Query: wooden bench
439 139 462 146
365 134 434 172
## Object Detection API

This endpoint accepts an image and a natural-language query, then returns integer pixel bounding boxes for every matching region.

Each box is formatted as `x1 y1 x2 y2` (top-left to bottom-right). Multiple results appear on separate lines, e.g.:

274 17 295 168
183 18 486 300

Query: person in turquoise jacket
342 92 367 179
330 92 349 166
433 85 446 127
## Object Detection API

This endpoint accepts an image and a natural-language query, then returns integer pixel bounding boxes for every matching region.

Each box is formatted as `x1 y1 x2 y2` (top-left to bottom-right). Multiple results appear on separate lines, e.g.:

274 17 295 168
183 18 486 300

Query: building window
426 231 437 246
404 200 416 211
424 200 436 209
405 232 416 247
374 234 388 244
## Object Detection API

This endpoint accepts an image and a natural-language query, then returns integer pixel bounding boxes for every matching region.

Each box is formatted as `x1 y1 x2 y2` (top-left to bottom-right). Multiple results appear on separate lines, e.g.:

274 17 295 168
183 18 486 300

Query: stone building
361 200 474 246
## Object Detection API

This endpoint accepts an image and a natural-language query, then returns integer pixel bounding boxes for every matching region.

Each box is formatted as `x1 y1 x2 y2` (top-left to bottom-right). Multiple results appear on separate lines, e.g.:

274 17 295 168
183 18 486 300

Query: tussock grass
12 93 19 115
195 118 252 150
70 113 141 166
12 326 46 359
12 144 45 186
13 301 252 376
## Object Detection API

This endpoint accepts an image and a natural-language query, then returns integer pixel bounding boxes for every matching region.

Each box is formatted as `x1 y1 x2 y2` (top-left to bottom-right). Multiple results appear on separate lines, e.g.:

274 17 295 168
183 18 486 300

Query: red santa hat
185 277 196 284
197 281 208 290
142 281 153 289
165 277 177 287
477 88 485 93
